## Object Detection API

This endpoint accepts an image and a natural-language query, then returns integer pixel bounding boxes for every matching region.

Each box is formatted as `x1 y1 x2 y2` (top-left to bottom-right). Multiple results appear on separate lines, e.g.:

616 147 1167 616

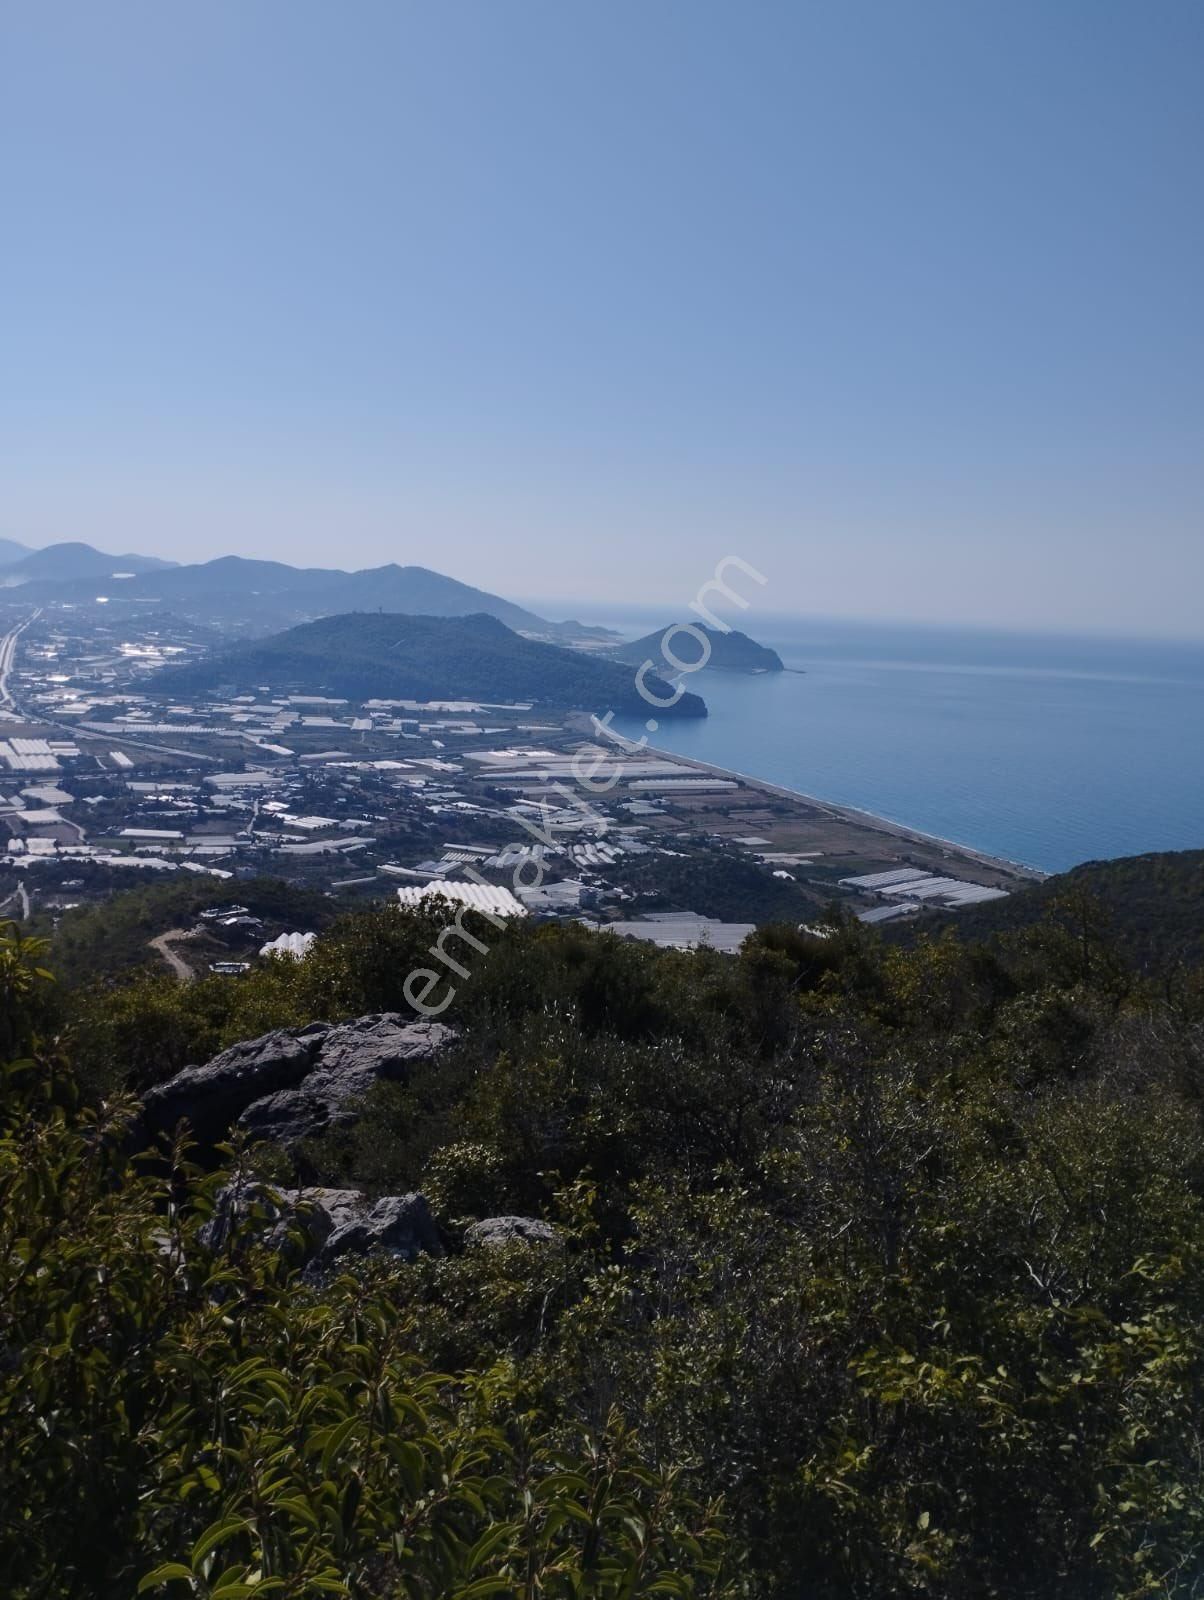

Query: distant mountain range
609 624 784 674
150 611 706 717
0 544 784 675
0 544 605 640
0 540 177 583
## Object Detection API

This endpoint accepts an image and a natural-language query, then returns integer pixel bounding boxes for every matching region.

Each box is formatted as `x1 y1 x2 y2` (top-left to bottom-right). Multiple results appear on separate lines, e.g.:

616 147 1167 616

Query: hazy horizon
9 527 1204 644
5 2 1202 637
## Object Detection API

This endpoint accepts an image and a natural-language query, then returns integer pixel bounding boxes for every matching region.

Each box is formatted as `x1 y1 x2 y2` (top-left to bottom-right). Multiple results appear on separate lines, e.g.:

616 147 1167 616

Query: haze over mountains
0 545 787 714
150 611 706 717
0 541 584 637
0 540 176 582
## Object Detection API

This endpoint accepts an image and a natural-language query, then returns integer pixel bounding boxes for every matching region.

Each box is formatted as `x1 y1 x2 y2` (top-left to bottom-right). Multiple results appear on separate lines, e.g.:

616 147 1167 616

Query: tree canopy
4 854 1204 1597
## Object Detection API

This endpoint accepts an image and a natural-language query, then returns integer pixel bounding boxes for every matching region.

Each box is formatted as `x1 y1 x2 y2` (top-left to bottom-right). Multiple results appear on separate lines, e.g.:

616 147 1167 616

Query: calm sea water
585 611 1204 873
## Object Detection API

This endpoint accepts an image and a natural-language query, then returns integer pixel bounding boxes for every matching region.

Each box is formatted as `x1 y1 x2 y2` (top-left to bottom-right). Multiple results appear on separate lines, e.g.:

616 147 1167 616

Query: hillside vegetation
39 875 336 987
897 848 1204 975
5 848 1204 1596
152 611 707 716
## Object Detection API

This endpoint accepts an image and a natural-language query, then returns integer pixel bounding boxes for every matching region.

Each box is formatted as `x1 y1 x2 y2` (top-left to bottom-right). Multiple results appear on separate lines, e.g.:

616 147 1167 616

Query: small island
610 622 785 674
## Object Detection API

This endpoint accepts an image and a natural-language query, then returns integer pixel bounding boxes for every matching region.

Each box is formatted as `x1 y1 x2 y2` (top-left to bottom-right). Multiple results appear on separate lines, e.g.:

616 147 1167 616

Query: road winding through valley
0 608 42 713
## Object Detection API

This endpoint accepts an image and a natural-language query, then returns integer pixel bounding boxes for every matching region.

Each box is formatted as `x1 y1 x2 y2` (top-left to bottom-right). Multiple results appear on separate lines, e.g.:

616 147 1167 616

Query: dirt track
149 927 197 981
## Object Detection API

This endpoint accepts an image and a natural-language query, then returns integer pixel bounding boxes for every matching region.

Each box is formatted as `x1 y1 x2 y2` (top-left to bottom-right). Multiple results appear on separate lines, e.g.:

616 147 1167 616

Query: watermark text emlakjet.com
403 557 767 1016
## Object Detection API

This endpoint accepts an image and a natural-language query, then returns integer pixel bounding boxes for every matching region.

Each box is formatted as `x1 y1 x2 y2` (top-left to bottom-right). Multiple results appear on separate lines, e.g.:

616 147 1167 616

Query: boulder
316 1014 455 1081
238 1016 456 1145
141 1028 326 1146
141 1014 457 1150
310 1192 442 1272
463 1215 560 1250
301 1186 372 1233
197 1177 351 1258
198 1182 442 1271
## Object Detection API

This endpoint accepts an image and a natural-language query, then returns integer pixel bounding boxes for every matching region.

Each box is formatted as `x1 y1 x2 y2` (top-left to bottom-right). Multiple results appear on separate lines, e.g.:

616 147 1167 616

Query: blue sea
578 610 1204 874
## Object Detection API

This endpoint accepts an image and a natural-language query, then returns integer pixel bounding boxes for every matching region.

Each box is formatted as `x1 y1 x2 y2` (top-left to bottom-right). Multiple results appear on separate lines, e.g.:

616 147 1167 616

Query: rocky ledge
144 1014 560 1273
140 1013 457 1149
199 1179 559 1275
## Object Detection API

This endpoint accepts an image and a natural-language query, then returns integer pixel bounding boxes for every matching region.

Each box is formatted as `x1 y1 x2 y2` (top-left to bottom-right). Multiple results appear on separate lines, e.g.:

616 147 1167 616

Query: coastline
635 740 1047 881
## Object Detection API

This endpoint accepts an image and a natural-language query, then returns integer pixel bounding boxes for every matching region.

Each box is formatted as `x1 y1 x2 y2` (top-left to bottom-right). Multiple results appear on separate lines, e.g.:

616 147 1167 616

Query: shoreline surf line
626 740 1048 881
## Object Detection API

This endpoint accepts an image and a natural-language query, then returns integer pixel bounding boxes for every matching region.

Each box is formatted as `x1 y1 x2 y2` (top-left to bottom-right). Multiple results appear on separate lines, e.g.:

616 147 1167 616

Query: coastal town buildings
0 602 1033 967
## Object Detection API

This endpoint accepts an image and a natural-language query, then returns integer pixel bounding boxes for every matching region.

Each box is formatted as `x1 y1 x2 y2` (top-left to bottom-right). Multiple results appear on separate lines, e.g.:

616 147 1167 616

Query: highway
0 608 41 713
0 606 224 765
0 881 31 921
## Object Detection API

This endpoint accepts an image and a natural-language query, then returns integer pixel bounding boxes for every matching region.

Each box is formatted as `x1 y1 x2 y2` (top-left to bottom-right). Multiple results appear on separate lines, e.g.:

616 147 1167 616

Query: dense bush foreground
4 872 1204 1597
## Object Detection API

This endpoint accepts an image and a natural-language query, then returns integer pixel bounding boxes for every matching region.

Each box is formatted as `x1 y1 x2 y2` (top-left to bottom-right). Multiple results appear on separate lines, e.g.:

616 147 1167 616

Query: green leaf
467 1520 520 1572
452 1581 517 1599
191 1517 254 1571
137 1564 194 1594
321 1415 358 1477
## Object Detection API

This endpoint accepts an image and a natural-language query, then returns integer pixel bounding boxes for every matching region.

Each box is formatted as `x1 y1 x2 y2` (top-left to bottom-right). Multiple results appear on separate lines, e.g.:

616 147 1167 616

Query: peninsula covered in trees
150 610 708 717
610 623 785 674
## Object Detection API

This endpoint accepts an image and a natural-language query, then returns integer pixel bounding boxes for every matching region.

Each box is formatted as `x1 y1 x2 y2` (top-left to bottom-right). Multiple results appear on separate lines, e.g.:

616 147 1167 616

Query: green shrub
0 1049 731 1599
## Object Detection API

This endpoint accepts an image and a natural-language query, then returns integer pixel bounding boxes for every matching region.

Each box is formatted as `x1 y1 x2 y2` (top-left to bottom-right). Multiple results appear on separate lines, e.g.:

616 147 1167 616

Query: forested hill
895 847 1204 973
150 610 707 716
610 623 784 673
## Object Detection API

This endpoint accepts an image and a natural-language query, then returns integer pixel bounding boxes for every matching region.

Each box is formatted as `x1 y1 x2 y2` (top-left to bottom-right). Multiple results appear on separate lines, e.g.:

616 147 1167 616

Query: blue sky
3 1 1202 635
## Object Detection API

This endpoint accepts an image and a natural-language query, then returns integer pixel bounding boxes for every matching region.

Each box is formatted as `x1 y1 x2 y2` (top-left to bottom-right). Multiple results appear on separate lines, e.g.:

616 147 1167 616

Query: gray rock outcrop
140 1014 456 1149
463 1215 560 1250
197 1176 345 1258
142 1028 323 1147
311 1193 441 1271
198 1180 441 1271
